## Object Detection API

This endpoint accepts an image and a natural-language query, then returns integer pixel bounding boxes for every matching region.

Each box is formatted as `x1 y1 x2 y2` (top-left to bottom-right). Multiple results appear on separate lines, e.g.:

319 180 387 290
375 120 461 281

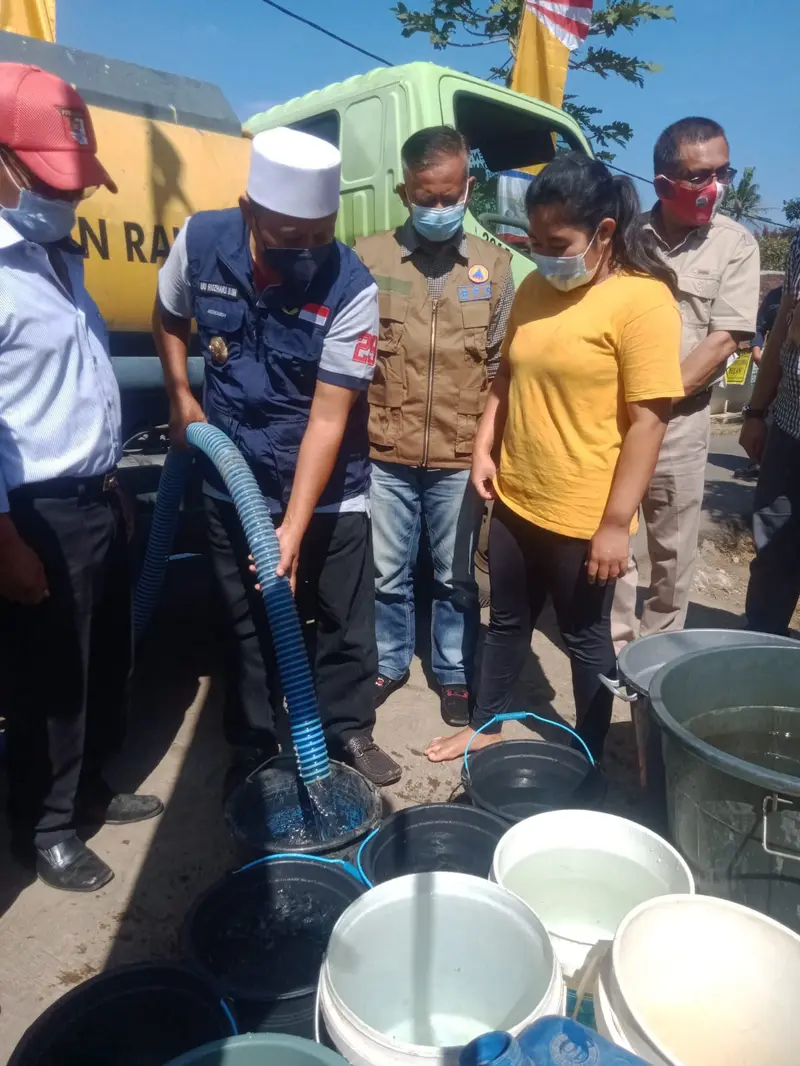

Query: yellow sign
725 352 752 386
0 0 56 41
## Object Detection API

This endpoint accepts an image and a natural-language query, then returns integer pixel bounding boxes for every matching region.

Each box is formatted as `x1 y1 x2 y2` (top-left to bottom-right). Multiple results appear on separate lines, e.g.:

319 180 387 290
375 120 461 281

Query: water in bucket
383 1013 501 1047
225 757 380 858
502 848 672 944
320 873 565 1066
687 704 800 776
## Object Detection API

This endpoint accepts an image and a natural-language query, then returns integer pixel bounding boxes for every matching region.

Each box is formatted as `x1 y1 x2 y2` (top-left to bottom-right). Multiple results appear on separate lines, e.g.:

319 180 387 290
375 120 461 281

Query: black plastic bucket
358 803 508 885
462 739 606 823
184 856 366 1038
8 963 236 1066
224 755 381 863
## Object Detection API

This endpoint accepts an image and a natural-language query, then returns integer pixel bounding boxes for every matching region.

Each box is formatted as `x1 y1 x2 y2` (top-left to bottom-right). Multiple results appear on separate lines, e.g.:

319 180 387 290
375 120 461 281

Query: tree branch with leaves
393 0 675 160
721 167 762 224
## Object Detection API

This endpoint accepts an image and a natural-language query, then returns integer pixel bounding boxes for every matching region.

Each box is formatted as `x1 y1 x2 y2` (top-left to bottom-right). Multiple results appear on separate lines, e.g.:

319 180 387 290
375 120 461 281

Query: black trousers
0 490 131 849
473 499 616 759
745 424 800 635
204 497 377 757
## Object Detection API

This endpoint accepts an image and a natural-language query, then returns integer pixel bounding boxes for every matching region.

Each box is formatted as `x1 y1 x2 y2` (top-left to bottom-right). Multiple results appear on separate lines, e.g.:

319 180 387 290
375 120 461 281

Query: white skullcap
247 127 341 219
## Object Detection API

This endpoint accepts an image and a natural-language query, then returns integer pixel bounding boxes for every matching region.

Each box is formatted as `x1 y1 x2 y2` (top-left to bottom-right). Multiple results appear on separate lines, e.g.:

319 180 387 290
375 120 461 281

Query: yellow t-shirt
495 271 683 540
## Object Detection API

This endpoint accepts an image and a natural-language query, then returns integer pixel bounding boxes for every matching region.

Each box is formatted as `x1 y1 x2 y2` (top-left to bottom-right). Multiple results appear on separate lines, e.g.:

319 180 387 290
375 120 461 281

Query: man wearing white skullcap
153 127 402 787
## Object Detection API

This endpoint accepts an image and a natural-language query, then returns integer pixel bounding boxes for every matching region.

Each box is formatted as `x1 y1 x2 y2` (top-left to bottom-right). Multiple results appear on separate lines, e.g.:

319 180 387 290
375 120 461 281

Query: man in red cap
0 64 162 893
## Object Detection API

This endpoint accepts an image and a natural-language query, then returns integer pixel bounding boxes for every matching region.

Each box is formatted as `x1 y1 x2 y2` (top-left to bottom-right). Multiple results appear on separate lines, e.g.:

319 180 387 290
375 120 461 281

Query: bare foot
425 727 503 763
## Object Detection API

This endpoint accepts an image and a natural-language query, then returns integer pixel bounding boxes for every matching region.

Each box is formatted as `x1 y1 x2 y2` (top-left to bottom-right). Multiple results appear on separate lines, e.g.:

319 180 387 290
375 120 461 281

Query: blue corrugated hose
132 422 331 785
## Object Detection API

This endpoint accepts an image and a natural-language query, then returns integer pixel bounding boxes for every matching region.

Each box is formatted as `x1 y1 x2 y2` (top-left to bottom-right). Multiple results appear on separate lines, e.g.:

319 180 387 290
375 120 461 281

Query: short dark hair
401 126 469 174
653 117 728 177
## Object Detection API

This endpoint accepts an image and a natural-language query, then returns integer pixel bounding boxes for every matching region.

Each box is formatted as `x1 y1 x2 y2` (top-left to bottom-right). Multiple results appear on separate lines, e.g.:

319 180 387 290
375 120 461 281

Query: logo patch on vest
299 304 330 327
208 337 229 365
198 281 240 299
353 331 378 367
468 264 489 284
458 284 492 302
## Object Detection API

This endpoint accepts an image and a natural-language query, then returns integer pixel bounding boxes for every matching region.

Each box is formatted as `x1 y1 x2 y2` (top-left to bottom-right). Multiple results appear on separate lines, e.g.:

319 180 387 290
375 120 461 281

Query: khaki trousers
612 399 711 652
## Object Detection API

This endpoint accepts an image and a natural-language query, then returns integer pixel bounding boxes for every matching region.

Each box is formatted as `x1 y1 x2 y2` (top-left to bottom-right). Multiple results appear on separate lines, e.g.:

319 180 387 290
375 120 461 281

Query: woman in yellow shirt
427 153 683 763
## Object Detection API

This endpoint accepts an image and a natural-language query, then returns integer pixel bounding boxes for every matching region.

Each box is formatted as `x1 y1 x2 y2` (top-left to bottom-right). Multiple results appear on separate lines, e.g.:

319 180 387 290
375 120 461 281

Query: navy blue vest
185 208 372 510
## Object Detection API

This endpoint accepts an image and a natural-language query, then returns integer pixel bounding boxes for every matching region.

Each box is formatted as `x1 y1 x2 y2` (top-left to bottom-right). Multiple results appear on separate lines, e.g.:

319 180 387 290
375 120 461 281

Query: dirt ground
0 425 777 1059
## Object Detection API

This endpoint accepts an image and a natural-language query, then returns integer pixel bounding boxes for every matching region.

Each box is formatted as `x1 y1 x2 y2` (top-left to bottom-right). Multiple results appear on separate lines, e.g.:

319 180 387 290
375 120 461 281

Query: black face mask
261 244 334 295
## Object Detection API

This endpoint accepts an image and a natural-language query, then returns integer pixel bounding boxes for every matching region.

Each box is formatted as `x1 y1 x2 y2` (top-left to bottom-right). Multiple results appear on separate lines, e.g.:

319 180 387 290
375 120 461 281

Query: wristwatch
742 404 767 420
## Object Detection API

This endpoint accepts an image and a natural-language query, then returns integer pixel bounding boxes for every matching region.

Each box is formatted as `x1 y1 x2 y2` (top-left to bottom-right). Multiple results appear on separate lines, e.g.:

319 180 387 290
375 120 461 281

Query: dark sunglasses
676 165 737 188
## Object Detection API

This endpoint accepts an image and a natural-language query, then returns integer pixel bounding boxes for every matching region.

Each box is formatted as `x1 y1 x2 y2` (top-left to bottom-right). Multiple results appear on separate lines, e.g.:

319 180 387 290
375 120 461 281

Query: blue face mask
2 188 77 244
410 196 467 243
529 227 602 293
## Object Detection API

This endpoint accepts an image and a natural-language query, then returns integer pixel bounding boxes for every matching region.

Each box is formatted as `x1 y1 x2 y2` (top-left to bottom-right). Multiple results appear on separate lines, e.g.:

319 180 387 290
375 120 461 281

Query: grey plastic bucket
649 642 800 931
605 628 798 827
164 1033 348 1065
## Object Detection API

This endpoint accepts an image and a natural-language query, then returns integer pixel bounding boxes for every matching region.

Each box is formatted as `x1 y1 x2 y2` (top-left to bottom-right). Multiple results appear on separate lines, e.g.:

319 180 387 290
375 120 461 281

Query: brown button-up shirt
644 207 760 362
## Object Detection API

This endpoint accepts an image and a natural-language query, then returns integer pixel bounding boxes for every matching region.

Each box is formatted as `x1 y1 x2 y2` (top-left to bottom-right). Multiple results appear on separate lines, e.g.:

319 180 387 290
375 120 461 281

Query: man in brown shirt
613 117 759 652
356 127 514 726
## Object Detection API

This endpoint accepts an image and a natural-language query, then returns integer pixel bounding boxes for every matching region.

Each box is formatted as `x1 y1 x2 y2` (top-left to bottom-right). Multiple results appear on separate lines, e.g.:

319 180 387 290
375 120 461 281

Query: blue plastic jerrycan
459 1016 649 1066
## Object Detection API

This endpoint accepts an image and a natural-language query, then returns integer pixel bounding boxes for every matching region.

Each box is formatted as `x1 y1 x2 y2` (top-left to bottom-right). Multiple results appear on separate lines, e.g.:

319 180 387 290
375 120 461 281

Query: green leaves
758 232 792 272
721 167 762 223
783 198 800 224
569 46 658 87
391 0 676 158
589 1 675 37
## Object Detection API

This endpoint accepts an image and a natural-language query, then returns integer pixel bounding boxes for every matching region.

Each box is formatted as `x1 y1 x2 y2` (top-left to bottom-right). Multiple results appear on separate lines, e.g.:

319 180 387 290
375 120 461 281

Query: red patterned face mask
655 176 727 227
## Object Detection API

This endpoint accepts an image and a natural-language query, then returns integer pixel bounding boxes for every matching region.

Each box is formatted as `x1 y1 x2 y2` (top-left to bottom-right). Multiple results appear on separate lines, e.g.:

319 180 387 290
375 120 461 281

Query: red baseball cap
0 63 116 194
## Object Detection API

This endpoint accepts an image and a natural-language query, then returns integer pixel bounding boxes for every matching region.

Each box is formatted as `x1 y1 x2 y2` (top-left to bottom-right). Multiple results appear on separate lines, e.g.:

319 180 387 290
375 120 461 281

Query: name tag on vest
458 284 492 302
198 281 240 299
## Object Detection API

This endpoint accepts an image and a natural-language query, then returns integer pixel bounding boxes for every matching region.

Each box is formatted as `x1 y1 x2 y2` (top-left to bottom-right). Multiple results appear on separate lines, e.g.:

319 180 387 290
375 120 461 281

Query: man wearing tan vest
356 127 514 726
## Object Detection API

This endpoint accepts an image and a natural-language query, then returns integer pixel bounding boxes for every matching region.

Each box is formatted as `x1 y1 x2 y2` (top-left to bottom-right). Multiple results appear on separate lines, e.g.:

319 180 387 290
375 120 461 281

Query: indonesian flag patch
299 304 330 327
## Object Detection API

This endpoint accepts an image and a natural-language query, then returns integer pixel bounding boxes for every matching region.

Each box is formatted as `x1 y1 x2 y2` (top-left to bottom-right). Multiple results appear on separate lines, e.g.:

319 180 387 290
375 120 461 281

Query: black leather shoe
79 793 164 826
374 671 410 709
343 733 402 787
35 839 114 893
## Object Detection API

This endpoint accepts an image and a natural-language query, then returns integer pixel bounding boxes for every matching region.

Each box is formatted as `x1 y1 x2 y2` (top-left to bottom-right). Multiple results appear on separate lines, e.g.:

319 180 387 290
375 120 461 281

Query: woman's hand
587 519 630 586
471 450 498 501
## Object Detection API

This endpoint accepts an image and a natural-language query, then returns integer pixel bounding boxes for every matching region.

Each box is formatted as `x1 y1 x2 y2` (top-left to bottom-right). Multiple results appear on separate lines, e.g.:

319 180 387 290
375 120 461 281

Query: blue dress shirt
0 217 122 512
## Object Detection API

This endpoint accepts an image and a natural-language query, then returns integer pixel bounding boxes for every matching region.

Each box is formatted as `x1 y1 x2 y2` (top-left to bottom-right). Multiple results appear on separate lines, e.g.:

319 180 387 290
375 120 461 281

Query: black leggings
473 499 616 759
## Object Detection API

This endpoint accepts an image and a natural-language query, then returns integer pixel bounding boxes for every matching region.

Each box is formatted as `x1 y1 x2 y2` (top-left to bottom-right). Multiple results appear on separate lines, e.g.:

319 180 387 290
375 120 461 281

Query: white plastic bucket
318 872 565 1066
603 894 800 1066
593 954 635 1054
491 809 694 982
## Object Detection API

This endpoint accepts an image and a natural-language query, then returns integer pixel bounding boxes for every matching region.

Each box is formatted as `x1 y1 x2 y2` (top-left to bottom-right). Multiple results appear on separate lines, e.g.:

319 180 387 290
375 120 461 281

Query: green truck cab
245 61 592 284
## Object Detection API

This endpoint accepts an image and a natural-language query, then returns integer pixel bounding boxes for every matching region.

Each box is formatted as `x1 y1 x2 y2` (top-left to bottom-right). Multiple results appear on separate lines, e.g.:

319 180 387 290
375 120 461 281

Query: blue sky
57 0 797 225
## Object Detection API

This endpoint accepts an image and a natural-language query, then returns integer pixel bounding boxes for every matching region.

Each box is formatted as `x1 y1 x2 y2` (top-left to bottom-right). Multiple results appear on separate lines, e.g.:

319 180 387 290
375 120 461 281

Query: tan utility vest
356 229 512 469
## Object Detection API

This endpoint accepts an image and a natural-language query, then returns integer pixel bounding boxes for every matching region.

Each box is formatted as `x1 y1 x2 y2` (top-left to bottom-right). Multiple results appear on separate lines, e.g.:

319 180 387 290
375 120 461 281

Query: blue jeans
370 461 483 686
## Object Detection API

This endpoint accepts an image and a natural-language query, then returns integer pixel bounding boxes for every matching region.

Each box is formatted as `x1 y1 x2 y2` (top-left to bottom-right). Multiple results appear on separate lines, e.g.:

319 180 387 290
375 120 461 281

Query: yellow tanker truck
0 28 251 442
